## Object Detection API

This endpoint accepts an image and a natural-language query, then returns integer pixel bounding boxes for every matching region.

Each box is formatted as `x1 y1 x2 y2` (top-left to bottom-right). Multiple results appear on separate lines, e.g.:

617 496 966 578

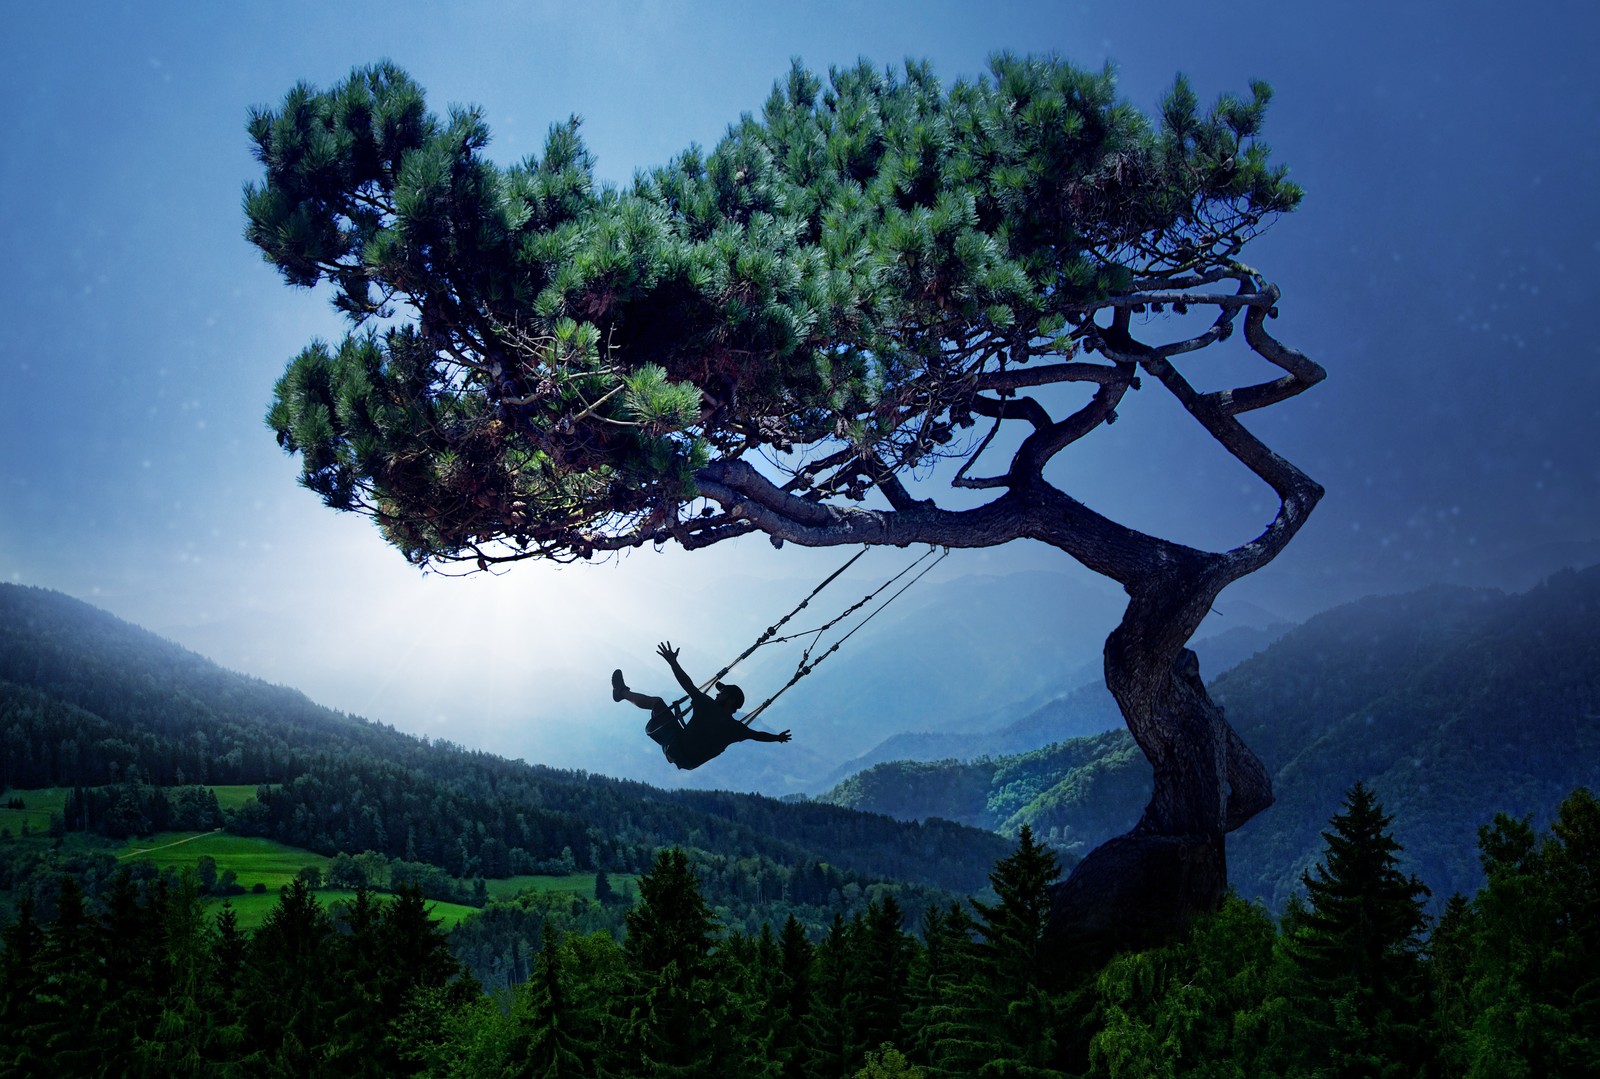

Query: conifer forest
4 787 1597 1076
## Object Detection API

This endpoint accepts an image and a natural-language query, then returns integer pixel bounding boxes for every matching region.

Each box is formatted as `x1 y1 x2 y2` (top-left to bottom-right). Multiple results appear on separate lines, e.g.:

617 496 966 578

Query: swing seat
645 702 685 748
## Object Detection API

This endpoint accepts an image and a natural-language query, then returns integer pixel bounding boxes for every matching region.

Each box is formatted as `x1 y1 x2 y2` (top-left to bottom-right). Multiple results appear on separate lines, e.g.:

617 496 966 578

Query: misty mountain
815 619 1291 789
0 584 1008 894
613 567 1288 795
741 567 1130 746
820 566 1600 908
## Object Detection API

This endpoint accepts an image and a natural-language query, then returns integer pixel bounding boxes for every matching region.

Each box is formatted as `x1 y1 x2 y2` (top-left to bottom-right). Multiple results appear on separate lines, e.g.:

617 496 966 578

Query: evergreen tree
326 884 387 1072
510 923 606 1077
808 913 856 1079
910 902 987 1077
949 826 1069 1076
621 848 722 1077
846 895 916 1062
0 898 47 1077
1282 782 1430 1078
130 872 215 1077
1088 895 1277 1079
244 876 337 1071
1426 892 1478 1077
773 914 817 1079
380 884 477 1073
97 868 157 1060
714 926 783 1078
1458 789 1600 1076
31 875 105 1074
971 825 1061 1001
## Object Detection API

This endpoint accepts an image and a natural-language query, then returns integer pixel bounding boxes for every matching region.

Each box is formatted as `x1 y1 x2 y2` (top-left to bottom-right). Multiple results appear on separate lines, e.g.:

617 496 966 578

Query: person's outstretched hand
777 730 792 743
656 641 679 664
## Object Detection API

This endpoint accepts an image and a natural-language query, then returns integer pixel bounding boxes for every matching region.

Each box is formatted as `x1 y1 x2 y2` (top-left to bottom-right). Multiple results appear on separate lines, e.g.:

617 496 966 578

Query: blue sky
3 2 1597 774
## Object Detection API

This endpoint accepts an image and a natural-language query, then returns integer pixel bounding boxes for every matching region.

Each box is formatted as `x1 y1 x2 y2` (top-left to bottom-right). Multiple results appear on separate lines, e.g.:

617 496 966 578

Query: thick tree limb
974 361 1125 394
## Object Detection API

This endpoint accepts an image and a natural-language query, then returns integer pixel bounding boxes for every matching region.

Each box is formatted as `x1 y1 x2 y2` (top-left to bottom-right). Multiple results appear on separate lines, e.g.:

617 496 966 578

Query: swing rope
740 544 949 724
669 545 869 710
668 544 949 722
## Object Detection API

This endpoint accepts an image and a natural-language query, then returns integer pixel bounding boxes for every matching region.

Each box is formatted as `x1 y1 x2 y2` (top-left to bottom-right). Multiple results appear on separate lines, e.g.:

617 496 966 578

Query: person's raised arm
656 641 699 697
742 728 792 744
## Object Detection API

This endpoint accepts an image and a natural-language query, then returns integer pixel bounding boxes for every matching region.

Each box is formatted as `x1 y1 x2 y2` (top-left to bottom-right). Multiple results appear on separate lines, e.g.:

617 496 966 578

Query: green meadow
486 872 639 901
114 830 478 929
0 785 262 835
5 787 629 930
206 888 481 931
117 829 327 887
208 784 266 811
0 787 69 835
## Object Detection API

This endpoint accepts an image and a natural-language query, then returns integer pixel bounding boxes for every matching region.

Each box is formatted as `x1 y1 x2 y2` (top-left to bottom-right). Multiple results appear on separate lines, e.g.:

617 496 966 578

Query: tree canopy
246 55 1305 569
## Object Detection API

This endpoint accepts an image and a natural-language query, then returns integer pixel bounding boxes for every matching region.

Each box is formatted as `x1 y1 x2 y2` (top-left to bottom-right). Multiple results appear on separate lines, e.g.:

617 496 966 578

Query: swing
670 544 950 725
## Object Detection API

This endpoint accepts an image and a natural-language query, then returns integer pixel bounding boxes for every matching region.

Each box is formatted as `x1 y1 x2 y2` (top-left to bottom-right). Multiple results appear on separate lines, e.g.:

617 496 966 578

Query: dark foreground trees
1 785 1597 1074
247 53 1320 945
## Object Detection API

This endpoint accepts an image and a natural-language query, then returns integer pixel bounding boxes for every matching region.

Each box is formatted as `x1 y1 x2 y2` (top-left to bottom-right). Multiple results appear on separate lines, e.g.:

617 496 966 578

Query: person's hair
718 683 745 711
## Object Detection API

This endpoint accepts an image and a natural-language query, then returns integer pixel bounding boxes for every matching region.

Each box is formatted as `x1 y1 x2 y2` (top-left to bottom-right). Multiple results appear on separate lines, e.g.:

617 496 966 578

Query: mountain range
0 583 1009 899
6 557 1596 916
820 564 1600 909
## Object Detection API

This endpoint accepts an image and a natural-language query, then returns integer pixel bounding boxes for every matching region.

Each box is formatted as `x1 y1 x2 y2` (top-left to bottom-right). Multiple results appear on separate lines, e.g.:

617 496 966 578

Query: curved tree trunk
1047 565 1273 953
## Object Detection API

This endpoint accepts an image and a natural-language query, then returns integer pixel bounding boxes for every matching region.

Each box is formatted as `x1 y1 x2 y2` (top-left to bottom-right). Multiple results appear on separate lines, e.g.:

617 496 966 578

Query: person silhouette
612 641 792 769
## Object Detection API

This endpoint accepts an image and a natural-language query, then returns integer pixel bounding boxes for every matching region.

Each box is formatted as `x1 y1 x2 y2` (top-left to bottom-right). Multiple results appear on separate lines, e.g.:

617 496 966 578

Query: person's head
715 683 745 711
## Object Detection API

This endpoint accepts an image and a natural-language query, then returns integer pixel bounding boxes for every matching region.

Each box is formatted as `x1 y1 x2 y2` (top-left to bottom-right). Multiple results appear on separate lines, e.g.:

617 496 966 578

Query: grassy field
0 784 263 834
117 829 328 888
206 888 482 931
113 831 480 929
0 787 69 835
486 872 639 901
4 787 627 930
209 784 265 811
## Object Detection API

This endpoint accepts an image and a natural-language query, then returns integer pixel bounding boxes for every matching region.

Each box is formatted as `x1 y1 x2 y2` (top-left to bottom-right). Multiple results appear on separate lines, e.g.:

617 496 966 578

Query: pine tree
1459 789 1600 1076
846 895 916 1064
910 902 987 1077
773 914 816 1079
248 53 1316 949
510 923 604 1078
1088 894 1278 1079
245 876 336 1070
966 825 1069 1077
32 876 105 1073
1426 892 1477 1077
971 825 1062 1000
621 848 721 1077
1284 781 1430 1078
380 884 477 1073
0 898 47 1076
130 871 214 1077
807 914 855 1079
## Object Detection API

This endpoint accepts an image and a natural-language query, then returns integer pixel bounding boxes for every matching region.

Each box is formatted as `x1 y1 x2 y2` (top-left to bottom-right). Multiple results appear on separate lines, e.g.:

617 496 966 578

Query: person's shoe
611 669 627 702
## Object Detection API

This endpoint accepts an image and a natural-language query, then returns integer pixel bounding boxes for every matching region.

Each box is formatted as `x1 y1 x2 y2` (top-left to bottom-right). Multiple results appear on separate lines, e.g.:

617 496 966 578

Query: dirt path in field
119 828 223 858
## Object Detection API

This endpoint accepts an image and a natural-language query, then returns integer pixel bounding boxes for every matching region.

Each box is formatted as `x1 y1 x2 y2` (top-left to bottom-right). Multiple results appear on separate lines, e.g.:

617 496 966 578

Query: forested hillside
0 584 1008 895
816 619 1289 787
7 786 1595 1076
823 567 1600 907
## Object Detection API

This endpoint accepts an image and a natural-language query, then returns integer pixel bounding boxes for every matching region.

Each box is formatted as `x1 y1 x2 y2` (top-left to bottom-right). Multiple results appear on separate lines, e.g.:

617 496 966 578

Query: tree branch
974 361 1125 394
1095 301 1323 579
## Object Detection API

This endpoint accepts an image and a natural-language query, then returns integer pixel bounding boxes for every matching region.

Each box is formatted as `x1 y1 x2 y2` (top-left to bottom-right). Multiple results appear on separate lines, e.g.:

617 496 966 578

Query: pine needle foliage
245 56 1300 567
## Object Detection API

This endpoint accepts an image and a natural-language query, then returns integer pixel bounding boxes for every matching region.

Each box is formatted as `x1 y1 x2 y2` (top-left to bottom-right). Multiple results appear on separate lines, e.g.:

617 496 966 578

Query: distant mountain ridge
820 565 1600 908
0 583 1009 895
813 620 1291 789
